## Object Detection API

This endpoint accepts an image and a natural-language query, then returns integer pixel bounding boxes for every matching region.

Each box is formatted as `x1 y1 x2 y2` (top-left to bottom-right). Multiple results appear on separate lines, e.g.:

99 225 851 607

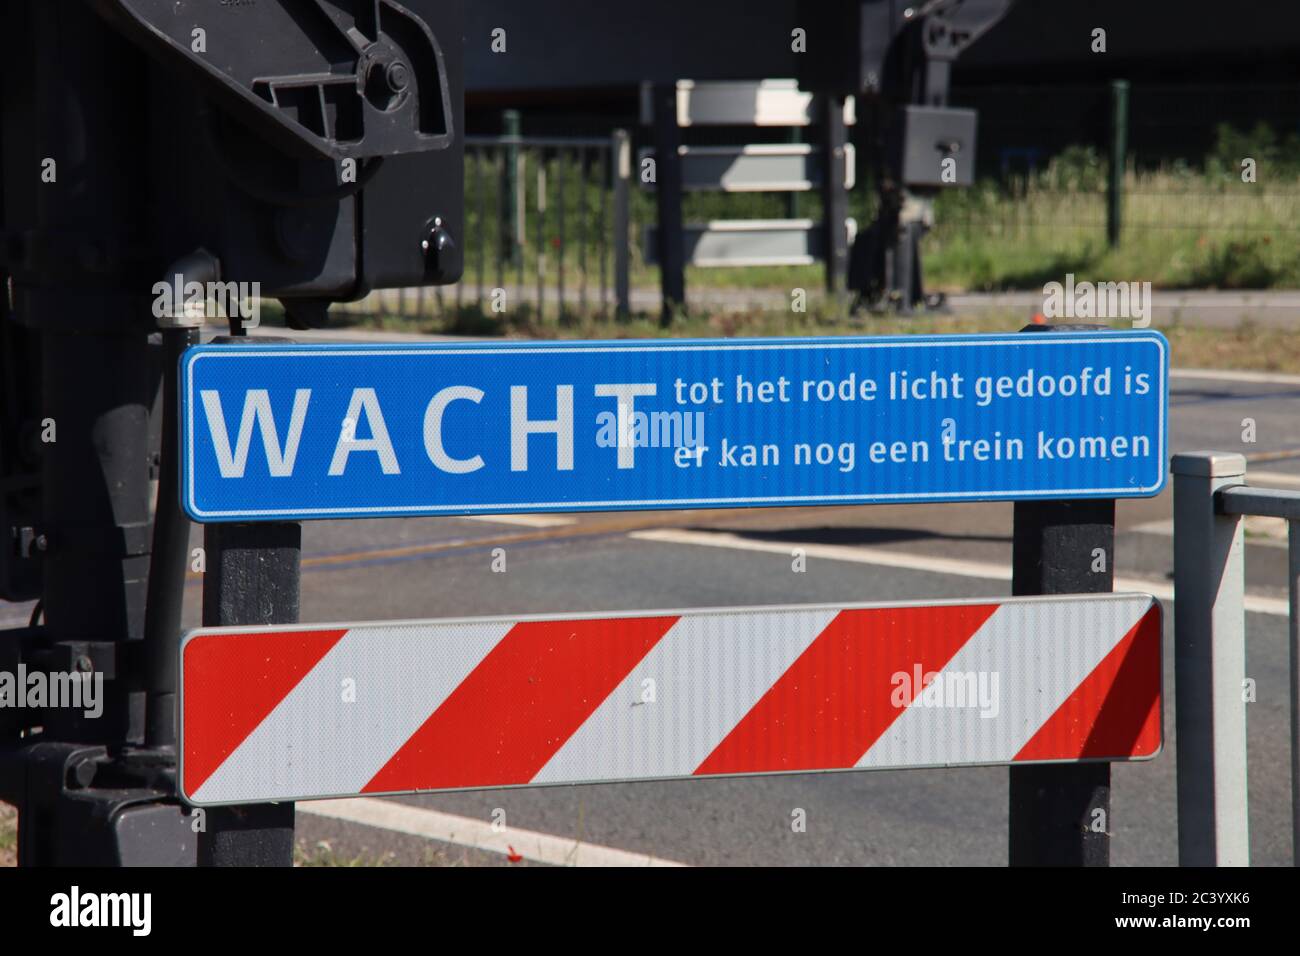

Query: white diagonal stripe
857 595 1152 768
533 607 838 783
194 622 512 803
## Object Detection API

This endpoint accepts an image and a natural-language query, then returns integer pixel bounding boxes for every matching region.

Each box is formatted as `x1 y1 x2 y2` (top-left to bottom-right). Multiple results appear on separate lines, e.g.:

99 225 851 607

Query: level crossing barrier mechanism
176 327 1170 867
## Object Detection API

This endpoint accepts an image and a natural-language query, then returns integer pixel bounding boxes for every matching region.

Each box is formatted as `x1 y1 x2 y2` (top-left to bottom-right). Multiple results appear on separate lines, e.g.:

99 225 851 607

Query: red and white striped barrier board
179 594 1161 805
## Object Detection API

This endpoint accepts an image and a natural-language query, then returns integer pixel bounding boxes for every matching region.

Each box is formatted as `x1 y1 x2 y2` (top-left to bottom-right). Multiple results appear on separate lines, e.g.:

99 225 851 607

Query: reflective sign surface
180 332 1168 521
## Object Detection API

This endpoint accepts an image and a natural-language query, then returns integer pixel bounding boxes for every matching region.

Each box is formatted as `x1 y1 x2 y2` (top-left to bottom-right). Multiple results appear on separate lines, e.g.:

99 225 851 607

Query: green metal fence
342 83 1300 325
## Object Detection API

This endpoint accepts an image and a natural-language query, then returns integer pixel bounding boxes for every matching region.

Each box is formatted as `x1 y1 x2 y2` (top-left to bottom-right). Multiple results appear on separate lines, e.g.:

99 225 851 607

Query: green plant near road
926 169 1300 291
919 130 1300 291
294 839 394 867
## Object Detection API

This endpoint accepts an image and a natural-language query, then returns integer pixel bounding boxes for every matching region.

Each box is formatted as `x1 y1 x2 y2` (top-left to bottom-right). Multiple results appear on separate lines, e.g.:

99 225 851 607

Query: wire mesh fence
929 83 1300 290
339 132 633 327
336 82 1300 324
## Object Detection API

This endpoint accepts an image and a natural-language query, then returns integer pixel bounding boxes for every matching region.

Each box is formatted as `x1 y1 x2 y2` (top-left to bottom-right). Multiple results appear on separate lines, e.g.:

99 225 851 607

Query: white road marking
1134 517 1287 548
1171 368 1300 386
629 528 1289 617
298 797 686 867
460 514 577 527
1246 471 1300 489
1131 519 1175 537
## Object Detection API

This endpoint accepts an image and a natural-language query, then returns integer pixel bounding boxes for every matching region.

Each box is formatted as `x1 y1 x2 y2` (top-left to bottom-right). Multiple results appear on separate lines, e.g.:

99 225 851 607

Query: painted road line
1134 516 1288 548
297 797 685 867
1131 519 1175 537
1171 368 1300 386
184 524 618 581
181 508 838 584
1247 470 1300 489
630 527 1015 580
461 514 578 527
1245 448 1300 465
628 527 1290 617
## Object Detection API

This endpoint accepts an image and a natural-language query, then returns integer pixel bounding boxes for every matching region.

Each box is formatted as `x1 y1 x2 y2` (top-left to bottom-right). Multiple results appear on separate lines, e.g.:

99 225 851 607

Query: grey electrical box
894 106 977 188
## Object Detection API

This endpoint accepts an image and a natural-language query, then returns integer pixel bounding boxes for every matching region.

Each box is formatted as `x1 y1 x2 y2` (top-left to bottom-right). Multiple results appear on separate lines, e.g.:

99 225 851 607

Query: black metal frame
2 0 1127 871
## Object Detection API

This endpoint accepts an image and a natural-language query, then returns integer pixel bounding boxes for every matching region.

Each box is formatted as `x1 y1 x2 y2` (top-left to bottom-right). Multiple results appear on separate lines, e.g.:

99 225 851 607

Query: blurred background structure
342 0 1300 328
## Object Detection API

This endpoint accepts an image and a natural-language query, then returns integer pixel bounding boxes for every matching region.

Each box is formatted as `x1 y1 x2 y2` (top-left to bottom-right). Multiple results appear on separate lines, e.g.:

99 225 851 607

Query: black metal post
611 129 631 319
786 126 802 220
557 149 566 323
502 109 522 268
196 337 301 868
821 95 849 296
143 328 198 749
1107 80 1129 250
651 82 686 325
1008 327 1114 867
197 519 300 866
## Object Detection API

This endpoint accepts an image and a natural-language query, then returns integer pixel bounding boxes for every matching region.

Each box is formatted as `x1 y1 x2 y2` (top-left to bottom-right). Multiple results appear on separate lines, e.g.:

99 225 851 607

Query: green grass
293 836 498 867
460 136 1300 294
331 296 1300 375
925 171 1300 291
294 839 394 867
0 802 16 867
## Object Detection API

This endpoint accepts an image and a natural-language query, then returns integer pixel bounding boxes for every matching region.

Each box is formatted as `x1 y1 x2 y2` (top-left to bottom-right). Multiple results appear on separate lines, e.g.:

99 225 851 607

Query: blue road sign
180 331 1168 522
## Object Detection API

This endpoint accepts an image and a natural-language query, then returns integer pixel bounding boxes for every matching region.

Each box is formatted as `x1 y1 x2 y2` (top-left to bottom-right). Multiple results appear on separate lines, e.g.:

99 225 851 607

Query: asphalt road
242 370 1300 865
6 367 1299 866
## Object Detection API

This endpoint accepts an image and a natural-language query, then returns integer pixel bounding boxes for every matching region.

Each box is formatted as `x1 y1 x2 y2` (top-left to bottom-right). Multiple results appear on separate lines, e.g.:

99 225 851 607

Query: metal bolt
386 62 410 93
74 655 93 673
68 757 97 790
421 217 444 252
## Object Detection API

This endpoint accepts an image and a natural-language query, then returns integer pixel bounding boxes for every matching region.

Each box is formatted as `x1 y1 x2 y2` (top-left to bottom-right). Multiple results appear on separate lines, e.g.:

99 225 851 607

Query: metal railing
1173 451 1300 866
342 131 633 325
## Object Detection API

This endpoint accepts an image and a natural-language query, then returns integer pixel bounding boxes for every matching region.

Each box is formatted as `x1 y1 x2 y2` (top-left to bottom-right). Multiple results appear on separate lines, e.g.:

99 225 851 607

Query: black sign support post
196 337 301 868
821 94 849 296
651 82 686 325
1008 324 1115 867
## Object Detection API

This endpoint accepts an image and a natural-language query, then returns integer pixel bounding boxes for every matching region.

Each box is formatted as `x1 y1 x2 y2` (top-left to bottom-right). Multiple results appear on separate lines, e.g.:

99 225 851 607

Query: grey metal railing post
650 83 686 324
821 94 849 296
1173 451 1249 866
611 128 632 319
1291 521 1300 863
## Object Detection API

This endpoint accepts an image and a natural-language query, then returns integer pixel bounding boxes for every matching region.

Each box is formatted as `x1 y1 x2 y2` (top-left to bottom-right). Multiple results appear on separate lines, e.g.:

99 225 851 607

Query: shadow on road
688 525 1011 547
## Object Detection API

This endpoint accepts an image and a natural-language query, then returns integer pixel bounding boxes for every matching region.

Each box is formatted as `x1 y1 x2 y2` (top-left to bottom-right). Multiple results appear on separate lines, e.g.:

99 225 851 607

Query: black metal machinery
798 0 1012 313
0 0 464 865
605 0 1013 318
0 0 1013 867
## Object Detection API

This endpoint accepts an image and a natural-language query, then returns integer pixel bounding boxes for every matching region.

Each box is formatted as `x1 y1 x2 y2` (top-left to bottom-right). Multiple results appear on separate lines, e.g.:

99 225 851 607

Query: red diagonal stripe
693 603 1000 776
1014 605 1162 761
182 628 347 797
362 615 677 793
